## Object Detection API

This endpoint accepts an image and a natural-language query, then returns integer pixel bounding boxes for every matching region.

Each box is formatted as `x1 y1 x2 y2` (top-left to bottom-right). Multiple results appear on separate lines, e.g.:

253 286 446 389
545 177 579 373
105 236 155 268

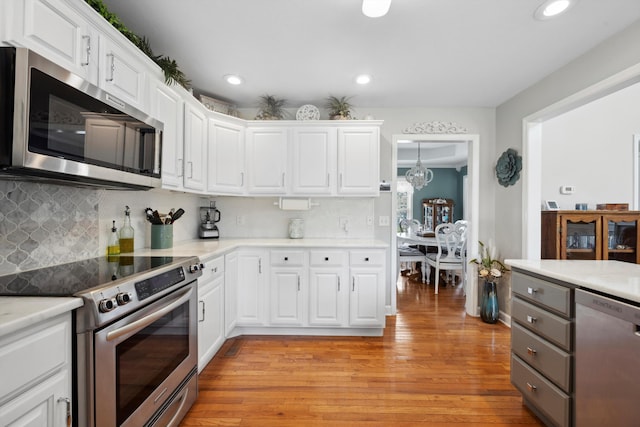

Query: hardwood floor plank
180 273 543 426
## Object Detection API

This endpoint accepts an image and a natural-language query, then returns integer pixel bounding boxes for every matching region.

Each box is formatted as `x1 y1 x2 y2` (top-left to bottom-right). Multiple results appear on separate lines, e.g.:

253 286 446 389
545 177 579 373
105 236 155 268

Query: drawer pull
526 382 537 392
527 346 537 356
526 315 537 324
284 257 289 261
325 257 329 261
527 287 537 295
365 257 370 261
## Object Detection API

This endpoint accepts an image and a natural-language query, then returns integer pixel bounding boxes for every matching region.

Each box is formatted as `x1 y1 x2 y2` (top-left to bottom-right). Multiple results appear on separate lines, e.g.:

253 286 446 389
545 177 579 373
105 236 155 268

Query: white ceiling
102 0 640 111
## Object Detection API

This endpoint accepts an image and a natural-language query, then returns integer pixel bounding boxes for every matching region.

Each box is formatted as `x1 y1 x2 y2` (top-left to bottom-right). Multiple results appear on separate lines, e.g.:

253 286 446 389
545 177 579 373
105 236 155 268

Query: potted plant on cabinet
325 95 353 120
255 94 287 120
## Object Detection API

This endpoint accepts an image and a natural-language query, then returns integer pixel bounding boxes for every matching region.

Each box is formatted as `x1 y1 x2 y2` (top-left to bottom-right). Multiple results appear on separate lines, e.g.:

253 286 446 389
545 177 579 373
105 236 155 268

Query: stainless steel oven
92 281 197 426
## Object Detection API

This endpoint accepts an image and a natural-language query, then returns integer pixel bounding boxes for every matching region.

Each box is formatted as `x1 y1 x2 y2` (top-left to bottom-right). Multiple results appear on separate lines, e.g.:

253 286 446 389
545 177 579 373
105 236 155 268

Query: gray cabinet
510 270 575 427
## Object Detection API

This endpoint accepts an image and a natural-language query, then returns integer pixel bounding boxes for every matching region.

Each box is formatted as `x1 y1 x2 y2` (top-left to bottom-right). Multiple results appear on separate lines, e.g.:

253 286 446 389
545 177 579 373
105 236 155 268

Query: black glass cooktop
0 256 190 297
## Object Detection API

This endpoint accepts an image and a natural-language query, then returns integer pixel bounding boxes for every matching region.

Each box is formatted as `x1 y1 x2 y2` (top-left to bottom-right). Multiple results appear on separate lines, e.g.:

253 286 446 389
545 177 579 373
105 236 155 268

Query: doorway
391 133 480 316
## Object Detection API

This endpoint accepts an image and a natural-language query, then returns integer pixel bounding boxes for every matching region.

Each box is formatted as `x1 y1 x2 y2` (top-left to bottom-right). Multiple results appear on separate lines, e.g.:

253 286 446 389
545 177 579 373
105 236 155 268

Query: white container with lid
288 218 304 239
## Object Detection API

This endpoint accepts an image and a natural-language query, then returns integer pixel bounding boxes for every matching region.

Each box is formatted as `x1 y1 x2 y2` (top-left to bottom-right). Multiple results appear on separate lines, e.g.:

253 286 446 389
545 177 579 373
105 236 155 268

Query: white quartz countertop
132 238 389 260
0 238 387 337
0 297 83 337
505 259 640 304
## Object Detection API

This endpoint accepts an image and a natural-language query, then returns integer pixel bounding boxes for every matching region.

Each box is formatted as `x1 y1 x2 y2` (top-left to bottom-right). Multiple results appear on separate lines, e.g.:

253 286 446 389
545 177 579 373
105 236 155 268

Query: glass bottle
119 206 135 253
107 220 120 256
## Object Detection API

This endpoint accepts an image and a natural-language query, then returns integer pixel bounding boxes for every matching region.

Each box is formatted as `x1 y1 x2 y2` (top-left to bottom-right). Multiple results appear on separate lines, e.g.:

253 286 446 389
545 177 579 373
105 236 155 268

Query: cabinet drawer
512 297 572 351
0 315 70 403
512 322 572 392
349 250 385 266
511 354 571 427
270 250 305 267
199 255 225 283
512 271 572 317
310 250 347 267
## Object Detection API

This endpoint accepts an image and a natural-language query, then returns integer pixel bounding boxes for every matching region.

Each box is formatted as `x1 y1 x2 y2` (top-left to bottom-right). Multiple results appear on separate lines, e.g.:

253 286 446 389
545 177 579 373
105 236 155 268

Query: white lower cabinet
236 250 268 326
224 251 238 336
197 255 225 372
0 314 72 427
226 247 386 335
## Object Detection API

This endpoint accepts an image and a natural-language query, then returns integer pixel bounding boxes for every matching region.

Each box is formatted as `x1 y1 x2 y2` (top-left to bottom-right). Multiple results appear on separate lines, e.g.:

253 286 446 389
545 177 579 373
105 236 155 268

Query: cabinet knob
526 382 537 392
526 315 537 324
527 287 537 295
527 347 537 356
325 257 329 261
284 257 289 261
364 257 370 262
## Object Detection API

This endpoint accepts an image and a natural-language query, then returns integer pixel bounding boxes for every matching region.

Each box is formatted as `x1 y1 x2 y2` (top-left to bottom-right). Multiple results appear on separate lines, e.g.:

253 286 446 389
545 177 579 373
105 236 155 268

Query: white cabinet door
197 275 224 372
0 370 70 427
224 252 238 336
153 82 184 190
245 127 288 194
236 250 268 325
349 267 385 326
270 267 305 325
308 268 348 326
98 34 148 110
337 127 380 195
290 127 336 194
7 0 98 85
183 101 207 192
207 118 245 195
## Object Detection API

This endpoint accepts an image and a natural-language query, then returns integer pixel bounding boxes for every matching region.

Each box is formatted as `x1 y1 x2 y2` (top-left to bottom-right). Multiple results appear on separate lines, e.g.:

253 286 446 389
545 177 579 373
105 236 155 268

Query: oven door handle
106 287 193 342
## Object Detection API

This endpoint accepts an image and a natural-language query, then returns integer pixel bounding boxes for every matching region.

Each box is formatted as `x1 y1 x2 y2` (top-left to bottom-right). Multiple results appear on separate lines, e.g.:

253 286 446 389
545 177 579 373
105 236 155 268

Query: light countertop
0 297 83 337
0 238 387 337
505 259 640 304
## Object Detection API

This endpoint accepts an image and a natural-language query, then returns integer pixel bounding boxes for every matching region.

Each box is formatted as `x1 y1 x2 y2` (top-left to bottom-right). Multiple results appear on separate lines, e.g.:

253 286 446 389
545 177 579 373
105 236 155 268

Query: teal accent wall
399 167 467 223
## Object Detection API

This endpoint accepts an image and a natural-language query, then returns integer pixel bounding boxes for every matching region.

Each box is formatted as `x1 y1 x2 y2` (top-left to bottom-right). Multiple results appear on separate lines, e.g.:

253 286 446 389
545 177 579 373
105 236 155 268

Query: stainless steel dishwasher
575 289 640 426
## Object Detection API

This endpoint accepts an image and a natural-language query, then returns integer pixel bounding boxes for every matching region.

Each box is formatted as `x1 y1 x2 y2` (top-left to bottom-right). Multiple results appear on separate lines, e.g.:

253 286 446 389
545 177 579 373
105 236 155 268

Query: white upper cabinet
6 0 99 85
153 82 185 190
183 99 208 192
290 127 336 195
207 117 245 195
337 127 380 196
98 33 148 110
245 127 288 194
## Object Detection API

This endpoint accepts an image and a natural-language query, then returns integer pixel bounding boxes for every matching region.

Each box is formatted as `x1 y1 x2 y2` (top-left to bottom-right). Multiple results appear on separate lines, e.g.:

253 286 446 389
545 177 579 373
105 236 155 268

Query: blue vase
481 280 499 324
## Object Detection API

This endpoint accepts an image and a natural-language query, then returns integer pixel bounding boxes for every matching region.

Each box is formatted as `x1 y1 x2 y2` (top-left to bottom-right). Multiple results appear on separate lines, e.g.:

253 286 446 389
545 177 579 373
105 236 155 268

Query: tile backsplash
0 181 100 275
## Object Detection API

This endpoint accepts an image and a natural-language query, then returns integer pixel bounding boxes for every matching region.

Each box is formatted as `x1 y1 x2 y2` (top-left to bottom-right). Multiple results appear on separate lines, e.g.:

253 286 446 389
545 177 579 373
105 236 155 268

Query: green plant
325 95 353 119
255 95 287 120
85 0 190 89
469 241 509 282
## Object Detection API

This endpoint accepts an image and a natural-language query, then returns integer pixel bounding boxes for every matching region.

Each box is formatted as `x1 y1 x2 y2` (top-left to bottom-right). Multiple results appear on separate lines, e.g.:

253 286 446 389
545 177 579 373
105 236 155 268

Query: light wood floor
180 272 543 426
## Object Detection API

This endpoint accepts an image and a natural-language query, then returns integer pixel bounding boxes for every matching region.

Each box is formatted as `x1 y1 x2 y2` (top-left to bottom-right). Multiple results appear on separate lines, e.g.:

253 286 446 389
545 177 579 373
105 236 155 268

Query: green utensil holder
151 224 173 249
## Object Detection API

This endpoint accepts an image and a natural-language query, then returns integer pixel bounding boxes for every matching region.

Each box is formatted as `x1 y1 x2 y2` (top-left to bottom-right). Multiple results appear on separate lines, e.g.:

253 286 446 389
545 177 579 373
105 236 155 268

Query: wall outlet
236 215 245 225
339 216 350 232
366 216 374 226
379 216 390 226
560 185 575 195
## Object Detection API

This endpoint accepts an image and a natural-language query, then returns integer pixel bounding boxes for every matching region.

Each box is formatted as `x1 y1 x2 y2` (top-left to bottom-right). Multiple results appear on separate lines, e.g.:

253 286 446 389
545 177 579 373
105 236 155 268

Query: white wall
541 82 640 210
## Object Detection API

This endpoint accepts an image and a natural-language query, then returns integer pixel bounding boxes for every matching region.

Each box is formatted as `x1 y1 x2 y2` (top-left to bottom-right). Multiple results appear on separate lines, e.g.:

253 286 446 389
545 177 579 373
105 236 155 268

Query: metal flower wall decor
495 148 522 187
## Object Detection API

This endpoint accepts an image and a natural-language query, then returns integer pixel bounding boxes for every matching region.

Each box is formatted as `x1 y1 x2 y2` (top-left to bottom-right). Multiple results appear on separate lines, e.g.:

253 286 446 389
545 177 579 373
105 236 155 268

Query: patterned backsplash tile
0 181 100 275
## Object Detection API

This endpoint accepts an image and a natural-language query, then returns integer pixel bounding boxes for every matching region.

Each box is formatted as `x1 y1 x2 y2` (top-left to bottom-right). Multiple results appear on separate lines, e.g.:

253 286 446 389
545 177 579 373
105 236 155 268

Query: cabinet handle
81 35 91 66
284 257 289 261
240 172 244 186
352 277 355 291
199 300 205 322
327 173 330 187
339 173 343 188
58 397 72 427
177 158 184 177
282 172 286 187
325 257 329 261
526 315 537 324
106 53 115 82
365 257 370 262
259 258 262 274
527 287 538 295
187 161 194 179
526 382 537 392
338 276 341 291
297 275 300 291
527 347 537 356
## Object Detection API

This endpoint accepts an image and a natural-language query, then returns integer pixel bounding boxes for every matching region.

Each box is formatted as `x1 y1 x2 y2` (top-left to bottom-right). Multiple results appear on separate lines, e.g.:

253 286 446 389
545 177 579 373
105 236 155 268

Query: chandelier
405 143 433 190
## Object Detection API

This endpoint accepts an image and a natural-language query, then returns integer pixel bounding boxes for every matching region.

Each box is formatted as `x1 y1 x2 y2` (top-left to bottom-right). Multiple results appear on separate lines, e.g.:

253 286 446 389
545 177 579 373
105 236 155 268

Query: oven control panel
135 266 186 300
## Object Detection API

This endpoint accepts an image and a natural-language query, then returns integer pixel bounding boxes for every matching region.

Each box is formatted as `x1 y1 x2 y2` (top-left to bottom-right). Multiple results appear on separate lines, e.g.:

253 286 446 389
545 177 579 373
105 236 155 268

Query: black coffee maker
199 201 221 239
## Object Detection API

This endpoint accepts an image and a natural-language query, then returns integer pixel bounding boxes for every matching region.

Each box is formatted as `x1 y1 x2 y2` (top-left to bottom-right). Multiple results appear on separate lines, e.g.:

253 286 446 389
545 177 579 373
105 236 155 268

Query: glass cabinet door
561 214 602 260
603 215 640 263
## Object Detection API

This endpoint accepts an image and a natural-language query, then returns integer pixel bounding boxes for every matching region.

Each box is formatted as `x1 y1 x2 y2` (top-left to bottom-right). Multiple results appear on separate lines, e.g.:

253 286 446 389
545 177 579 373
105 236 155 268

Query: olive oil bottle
119 206 135 253
107 220 120 256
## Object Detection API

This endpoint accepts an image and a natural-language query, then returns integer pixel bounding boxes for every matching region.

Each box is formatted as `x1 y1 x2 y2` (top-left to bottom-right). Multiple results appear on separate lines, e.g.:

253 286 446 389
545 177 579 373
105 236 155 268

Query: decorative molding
403 121 467 134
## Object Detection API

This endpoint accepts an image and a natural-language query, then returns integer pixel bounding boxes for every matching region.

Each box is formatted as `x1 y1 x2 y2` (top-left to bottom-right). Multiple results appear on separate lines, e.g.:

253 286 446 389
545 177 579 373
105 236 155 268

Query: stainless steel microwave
0 48 163 190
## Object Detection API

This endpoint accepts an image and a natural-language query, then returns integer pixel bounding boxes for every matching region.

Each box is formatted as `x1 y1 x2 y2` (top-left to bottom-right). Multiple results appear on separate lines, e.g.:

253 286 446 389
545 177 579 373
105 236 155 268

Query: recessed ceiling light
535 0 575 20
356 74 372 85
224 74 243 85
362 0 391 18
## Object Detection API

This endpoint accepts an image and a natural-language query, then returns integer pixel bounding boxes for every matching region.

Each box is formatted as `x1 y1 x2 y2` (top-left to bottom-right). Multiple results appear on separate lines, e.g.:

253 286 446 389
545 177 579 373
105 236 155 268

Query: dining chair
397 218 426 280
425 222 468 294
